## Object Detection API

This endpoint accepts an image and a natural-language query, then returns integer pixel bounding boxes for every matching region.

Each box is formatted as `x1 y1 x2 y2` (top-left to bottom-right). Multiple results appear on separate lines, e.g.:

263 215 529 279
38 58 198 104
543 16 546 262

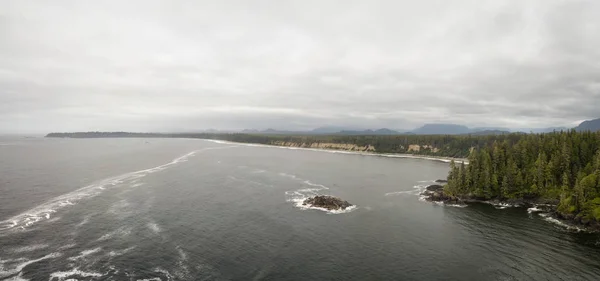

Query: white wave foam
147 222 161 234
539 213 584 231
174 246 190 278
445 203 468 208
153 268 174 280
278 172 298 180
285 179 355 214
57 200 74 207
385 190 418 196
58 243 76 250
495 202 513 209
108 246 136 257
0 253 61 279
428 200 468 208
68 248 102 261
303 180 330 190
97 227 132 241
0 146 235 232
9 244 49 253
387 183 429 197
527 207 543 213
49 268 103 280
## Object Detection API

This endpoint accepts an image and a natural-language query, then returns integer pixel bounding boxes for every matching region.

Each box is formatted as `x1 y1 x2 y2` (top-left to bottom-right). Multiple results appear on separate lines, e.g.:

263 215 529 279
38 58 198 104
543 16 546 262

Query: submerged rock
435 179 448 183
303 195 352 210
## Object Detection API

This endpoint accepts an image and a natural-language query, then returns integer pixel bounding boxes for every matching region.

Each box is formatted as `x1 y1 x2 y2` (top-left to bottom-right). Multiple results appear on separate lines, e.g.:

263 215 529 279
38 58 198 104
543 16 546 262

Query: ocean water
1 137 599 280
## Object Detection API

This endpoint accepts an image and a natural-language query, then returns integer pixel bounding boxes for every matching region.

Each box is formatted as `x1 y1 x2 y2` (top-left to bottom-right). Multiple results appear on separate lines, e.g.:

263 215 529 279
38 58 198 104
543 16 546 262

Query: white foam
9 244 49 253
539 213 584 232
97 227 132 241
303 180 330 190
58 243 76 250
0 253 61 278
147 222 161 234
8 272 29 281
480 201 517 209
527 207 543 213
385 190 418 196
285 177 356 214
49 268 103 280
387 183 429 197
0 146 236 232
58 200 74 207
445 203 468 208
153 268 174 280
68 248 102 261
108 246 136 257
428 200 468 208
278 172 298 180
174 246 190 278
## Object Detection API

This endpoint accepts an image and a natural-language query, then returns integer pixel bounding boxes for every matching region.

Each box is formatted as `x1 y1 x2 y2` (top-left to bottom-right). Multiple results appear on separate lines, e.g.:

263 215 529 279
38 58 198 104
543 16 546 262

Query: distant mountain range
231 118 600 135
575 118 600 132
411 124 472 135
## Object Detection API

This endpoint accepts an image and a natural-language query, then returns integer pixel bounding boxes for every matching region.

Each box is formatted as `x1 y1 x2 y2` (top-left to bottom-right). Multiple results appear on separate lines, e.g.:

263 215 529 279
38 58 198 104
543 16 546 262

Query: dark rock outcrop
303 195 352 210
426 184 444 192
421 185 464 205
435 179 448 183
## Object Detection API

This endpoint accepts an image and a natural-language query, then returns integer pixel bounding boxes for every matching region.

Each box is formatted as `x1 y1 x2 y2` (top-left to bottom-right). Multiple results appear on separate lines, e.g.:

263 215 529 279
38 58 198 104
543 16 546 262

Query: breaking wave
538 213 585 232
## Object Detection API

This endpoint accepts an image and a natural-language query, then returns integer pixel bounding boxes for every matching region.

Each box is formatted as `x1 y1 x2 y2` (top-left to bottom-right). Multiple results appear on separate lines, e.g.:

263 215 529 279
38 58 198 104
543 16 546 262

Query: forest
445 130 600 224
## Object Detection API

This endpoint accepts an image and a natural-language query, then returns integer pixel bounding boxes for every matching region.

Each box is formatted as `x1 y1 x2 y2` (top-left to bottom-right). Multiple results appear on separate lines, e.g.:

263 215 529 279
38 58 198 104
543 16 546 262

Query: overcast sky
1 0 599 133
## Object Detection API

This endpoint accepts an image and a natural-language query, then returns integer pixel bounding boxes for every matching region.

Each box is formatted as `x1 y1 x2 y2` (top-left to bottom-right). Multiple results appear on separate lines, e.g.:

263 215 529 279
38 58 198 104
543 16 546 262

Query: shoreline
420 186 599 232
202 139 469 164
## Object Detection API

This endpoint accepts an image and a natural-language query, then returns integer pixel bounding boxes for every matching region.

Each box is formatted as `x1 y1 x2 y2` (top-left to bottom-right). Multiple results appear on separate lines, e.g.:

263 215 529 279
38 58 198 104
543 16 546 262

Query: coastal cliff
271 141 376 152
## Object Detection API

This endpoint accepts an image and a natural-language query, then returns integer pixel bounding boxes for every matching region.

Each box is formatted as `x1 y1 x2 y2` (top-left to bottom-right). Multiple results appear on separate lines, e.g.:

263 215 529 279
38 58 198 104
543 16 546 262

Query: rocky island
303 195 352 211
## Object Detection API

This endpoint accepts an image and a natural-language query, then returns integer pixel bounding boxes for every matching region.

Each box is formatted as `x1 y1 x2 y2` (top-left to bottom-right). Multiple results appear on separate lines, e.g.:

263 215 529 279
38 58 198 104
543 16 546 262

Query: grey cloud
1 0 599 133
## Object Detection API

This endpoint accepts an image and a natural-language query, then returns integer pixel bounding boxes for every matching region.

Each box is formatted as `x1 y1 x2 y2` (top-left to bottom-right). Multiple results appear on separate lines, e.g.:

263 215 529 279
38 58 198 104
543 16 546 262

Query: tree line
47 131 531 158
445 130 600 222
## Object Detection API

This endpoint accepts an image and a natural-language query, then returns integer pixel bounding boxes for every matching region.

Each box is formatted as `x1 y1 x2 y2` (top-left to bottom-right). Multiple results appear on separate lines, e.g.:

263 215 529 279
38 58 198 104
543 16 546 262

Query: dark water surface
1 137 599 280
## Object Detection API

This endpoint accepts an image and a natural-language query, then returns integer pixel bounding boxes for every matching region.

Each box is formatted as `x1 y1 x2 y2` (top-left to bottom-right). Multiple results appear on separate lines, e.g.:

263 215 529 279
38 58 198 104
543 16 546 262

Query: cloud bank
1 0 599 133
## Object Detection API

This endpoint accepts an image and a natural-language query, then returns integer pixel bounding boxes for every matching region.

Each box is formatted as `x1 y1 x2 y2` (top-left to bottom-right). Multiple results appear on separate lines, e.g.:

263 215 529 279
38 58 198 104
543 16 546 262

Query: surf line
0 145 237 232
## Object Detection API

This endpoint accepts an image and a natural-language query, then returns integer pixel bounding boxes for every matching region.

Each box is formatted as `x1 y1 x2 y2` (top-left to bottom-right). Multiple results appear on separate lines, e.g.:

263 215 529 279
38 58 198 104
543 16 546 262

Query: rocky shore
303 195 352 211
421 184 600 232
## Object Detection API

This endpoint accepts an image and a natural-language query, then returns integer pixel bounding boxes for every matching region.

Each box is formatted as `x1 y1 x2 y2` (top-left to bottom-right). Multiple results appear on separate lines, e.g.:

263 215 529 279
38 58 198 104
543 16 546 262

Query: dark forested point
440 130 600 230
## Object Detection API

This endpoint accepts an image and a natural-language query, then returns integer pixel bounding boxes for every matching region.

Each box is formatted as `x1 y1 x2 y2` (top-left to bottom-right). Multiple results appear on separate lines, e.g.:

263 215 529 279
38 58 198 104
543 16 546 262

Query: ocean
1 137 599 280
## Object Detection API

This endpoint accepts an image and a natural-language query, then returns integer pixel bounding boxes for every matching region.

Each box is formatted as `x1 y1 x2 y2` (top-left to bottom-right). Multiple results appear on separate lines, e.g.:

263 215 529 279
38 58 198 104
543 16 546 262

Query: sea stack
303 195 352 210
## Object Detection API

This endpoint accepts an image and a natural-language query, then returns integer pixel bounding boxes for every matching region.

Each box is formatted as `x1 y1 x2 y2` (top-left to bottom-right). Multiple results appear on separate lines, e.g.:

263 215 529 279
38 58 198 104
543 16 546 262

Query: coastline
420 186 599 232
202 139 469 164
